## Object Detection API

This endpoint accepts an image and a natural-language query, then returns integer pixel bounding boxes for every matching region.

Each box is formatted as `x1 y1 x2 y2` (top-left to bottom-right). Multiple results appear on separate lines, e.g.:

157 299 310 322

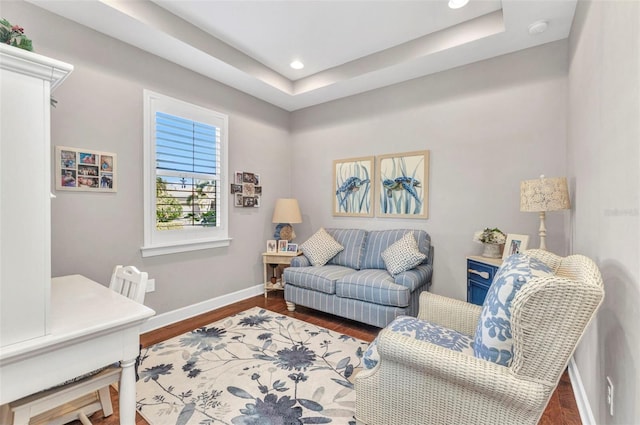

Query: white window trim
141 90 230 257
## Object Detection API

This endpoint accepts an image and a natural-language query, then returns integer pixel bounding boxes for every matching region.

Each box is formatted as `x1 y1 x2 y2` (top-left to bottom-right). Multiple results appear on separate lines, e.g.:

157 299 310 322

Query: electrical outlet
606 376 614 417
146 278 156 293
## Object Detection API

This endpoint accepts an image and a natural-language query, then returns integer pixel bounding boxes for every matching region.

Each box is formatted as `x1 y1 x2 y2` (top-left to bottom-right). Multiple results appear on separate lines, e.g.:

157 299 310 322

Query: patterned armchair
355 250 604 425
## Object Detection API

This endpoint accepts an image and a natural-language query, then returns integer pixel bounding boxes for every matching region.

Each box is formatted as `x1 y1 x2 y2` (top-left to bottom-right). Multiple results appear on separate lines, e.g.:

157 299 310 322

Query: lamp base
538 211 547 250
274 223 296 241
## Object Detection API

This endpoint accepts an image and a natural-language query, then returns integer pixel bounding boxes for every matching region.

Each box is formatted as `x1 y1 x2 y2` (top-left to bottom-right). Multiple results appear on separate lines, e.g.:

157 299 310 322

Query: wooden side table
466 256 503 305
262 252 302 297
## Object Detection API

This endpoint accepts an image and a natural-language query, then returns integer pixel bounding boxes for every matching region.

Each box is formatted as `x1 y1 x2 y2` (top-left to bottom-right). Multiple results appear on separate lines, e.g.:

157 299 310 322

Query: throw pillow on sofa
473 253 554 366
381 232 426 275
300 227 344 266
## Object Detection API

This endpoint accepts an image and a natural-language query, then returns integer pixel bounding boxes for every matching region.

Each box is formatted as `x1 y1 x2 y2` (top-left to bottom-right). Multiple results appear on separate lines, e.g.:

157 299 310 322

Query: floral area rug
136 307 371 425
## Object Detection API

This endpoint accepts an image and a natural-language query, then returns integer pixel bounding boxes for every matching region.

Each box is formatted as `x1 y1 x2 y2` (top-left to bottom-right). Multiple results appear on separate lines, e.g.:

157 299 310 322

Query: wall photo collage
231 171 261 208
55 146 117 192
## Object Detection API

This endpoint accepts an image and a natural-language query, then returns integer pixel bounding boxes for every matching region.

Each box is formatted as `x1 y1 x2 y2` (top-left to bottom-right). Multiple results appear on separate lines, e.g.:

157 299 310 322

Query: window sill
141 238 231 257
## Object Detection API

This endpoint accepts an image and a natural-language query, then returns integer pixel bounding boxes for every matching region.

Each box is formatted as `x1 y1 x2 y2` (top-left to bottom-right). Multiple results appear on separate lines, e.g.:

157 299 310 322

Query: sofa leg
286 301 296 312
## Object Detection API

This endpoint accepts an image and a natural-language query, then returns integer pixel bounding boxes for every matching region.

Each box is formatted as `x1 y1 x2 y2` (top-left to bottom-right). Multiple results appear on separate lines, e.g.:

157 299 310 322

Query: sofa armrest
393 264 433 291
417 292 482 336
290 255 311 267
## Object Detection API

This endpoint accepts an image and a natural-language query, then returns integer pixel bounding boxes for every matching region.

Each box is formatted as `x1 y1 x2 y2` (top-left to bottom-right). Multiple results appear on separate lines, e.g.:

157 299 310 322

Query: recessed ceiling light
448 0 469 9
528 20 549 35
290 60 304 70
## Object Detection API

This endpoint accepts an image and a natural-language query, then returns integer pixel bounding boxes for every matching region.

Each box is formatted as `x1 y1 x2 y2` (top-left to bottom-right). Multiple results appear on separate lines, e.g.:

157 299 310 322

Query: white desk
0 275 155 424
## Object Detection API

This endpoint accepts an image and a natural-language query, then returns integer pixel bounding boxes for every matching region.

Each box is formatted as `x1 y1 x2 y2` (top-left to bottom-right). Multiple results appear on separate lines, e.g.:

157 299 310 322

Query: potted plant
473 227 506 258
0 18 33 51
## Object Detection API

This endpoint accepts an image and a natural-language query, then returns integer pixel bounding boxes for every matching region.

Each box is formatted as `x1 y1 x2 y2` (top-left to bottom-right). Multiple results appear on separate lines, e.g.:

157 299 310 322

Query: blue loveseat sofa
283 228 434 328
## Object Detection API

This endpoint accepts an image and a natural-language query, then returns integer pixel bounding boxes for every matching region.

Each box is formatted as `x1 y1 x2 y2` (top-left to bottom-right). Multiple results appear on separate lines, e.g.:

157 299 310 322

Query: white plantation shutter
155 112 219 176
142 90 229 257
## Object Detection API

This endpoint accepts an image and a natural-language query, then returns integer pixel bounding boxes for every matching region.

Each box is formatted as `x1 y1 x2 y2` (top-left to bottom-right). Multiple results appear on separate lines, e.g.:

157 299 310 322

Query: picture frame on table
266 240 277 253
286 243 298 253
278 240 288 252
503 234 530 259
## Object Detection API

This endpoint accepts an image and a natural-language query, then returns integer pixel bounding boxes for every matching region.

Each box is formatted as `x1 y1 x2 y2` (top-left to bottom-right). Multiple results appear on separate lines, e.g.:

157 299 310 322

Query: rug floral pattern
136 307 370 425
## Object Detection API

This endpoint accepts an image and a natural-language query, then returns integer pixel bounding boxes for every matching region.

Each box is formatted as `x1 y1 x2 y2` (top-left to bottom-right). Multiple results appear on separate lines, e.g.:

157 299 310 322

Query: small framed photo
242 196 256 207
503 234 530 260
278 240 288 252
242 172 256 184
266 240 277 253
286 243 298 252
230 184 242 194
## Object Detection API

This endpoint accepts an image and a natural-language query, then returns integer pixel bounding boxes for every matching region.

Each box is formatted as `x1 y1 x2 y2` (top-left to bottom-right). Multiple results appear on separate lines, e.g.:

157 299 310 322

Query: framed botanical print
375 150 429 219
333 156 374 217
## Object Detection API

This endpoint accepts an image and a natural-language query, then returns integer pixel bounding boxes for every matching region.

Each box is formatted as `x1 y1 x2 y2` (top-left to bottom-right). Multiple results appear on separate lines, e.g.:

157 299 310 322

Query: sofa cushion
336 269 409 307
300 227 344 266
284 265 355 295
361 229 430 270
381 232 426 275
473 253 554 366
363 316 474 369
325 228 367 270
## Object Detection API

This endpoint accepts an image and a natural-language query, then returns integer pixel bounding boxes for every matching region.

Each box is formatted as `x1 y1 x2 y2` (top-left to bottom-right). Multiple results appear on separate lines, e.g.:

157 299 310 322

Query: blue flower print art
376 151 429 219
333 157 374 217
136 308 368 425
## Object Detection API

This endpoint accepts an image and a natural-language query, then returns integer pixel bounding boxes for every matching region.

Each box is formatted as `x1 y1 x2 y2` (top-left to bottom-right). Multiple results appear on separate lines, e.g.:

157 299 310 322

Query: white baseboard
568 356 596 425
141 283 264 333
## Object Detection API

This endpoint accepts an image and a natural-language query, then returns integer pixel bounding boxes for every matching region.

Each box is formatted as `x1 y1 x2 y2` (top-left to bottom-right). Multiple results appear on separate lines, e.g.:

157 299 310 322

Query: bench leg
285 301 296 312
97 385 113 417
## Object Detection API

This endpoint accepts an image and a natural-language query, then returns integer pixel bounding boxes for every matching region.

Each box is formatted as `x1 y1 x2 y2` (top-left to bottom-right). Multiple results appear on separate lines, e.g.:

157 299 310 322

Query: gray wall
568 1 640 423
291 41 570 301
3 1 291 315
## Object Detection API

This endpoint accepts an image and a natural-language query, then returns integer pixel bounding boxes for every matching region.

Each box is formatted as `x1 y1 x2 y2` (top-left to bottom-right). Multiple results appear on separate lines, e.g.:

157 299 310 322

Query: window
142 90 229 257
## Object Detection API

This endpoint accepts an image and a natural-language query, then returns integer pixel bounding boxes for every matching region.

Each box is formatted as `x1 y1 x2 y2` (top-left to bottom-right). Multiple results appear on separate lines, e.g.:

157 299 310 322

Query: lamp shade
520 176 571 212
272 198 302 224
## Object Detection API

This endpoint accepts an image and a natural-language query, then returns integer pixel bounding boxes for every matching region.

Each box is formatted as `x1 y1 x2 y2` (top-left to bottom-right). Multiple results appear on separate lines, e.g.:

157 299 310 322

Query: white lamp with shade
520 175 571 250
272 198 302 241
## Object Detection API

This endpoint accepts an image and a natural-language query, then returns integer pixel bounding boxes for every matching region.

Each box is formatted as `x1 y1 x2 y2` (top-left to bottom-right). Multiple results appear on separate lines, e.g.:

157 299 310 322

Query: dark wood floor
77 292 580 425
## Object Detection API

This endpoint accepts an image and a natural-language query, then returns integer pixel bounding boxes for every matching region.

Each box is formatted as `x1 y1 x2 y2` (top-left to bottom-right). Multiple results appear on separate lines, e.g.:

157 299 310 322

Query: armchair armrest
365 329 549 410
417 292 482 336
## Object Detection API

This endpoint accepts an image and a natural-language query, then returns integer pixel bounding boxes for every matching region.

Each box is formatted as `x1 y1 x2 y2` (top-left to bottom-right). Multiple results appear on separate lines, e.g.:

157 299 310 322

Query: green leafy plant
156 177 183 228
185 180 217 227
0 18 33 51
473 227 506 245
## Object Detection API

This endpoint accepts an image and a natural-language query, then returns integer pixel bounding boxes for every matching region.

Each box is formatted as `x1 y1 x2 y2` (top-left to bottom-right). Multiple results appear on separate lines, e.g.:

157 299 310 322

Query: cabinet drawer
467 259 497 284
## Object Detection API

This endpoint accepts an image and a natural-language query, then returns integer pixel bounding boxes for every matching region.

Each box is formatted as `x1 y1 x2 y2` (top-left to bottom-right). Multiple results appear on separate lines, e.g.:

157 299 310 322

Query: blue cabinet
467 256 502 305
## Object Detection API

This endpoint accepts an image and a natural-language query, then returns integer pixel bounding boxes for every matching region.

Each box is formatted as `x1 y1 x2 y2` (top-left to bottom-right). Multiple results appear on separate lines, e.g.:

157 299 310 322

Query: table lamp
520 175 570 250
272 198 302 241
